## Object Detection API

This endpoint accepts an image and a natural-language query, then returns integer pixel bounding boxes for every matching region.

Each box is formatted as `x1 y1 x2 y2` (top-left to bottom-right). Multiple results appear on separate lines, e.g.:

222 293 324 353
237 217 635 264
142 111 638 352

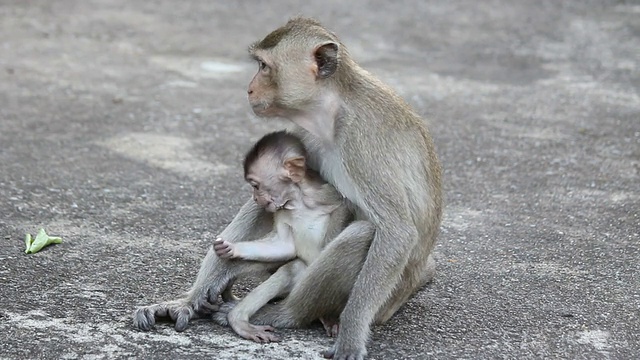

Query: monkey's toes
322 344 365 360
167 305 195 332
320 317 340 337
132 303 171 331
211 311 229 326
253 329 280 343
132 307 155 331
329 324 339 337
198 301 220 314
238 323 280 343
255 324 276 332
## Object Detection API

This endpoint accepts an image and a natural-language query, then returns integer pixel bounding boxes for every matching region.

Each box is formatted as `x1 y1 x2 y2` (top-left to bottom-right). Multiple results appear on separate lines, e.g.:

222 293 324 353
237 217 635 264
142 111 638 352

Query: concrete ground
1 0 638 359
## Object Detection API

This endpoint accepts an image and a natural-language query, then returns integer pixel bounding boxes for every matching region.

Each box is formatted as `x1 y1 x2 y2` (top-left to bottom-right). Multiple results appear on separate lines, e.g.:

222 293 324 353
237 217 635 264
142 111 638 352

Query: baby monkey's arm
214 221 296 262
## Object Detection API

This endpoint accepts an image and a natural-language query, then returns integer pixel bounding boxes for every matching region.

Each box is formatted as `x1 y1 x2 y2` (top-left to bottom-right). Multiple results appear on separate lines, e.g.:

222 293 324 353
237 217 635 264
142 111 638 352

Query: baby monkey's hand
213 238 238 259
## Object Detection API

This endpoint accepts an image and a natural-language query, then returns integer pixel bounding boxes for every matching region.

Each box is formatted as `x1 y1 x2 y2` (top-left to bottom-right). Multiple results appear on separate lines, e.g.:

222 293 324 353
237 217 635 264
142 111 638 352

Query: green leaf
28 228 49 254
26 228 63 254
24 233 33 253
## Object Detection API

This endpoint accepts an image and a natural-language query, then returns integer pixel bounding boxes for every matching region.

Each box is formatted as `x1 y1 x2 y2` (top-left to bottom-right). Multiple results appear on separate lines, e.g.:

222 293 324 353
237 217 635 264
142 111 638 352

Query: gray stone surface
1 0 638 359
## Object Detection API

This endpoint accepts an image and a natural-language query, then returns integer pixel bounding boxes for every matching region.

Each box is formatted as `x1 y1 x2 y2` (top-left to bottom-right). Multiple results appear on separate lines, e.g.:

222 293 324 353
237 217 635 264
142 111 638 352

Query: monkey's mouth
275 200 290 210
250 102 278 117
265 200 289 213
250 102 267 112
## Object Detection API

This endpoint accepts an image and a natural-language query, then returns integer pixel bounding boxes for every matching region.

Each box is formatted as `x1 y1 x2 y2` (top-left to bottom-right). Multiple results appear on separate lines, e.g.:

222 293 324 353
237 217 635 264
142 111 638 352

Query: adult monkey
133 17 443 360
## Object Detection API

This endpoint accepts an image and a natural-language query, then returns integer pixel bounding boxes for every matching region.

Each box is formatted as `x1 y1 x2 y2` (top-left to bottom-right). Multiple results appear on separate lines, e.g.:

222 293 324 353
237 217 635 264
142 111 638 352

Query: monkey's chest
282 212 329 264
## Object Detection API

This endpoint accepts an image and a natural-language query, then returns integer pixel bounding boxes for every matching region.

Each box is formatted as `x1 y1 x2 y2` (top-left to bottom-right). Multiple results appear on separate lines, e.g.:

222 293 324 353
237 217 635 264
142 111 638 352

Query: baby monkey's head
243 131 308 213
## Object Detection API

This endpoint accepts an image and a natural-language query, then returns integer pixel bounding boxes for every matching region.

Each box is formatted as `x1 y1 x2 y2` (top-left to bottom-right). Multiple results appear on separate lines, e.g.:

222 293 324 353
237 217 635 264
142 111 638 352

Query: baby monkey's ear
284 156 306 183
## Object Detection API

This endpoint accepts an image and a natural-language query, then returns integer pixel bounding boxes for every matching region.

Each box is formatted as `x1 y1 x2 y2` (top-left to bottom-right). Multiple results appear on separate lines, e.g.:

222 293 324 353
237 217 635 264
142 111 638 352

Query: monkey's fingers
214 246 233 257
167 306 195 332
219 251 234 259
213 242 228 250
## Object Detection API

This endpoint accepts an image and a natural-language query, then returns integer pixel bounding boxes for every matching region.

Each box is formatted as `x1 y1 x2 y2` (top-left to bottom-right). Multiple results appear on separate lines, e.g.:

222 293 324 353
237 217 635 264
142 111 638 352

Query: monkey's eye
258 60 268 72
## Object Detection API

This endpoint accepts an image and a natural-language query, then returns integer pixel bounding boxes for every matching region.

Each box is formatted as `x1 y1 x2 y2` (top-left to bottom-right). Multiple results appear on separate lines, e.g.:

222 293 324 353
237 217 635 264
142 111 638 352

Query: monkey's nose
247 89 253 95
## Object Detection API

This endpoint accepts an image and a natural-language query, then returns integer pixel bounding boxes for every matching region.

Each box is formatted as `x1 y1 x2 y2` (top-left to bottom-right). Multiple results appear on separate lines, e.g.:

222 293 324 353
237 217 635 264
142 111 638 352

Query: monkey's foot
319 317 340 337
322 340 367 360
231 321 280 343
132 299 201 332
211 300 238 326
247 303 299 328
199 300 220 314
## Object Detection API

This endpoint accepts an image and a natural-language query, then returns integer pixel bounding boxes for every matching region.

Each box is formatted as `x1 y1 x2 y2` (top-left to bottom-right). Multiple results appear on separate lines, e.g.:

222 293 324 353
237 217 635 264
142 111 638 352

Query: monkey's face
247 54 281 118
246 160 300 213
247 19 342 119
248 179 297 213
247 49 320 118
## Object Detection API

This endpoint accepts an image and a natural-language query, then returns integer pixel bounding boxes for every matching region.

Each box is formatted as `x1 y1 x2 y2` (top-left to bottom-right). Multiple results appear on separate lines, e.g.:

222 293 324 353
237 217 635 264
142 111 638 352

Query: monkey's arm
222 222 296 262
230 238 296 262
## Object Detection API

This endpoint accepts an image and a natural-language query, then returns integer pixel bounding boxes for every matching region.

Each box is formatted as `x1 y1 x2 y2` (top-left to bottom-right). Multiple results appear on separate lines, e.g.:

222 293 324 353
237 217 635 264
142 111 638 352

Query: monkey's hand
213 238 239 258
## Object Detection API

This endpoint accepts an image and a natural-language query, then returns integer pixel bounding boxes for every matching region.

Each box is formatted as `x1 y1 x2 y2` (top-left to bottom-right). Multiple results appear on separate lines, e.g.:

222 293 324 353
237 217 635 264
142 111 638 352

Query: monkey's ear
313 42 339 79
284 156 306 183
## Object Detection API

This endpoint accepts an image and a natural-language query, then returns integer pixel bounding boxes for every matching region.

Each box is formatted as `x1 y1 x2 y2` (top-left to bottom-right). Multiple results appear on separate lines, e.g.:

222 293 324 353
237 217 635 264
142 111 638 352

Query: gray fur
132 17 442 360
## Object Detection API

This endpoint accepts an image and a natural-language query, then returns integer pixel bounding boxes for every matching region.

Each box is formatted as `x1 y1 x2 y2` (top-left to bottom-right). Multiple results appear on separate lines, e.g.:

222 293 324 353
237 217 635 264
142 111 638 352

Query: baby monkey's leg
226 260 305 343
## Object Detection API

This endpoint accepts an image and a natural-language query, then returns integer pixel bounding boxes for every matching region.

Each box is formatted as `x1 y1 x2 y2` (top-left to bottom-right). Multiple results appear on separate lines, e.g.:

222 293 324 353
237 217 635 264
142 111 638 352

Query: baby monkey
213 131 351 342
